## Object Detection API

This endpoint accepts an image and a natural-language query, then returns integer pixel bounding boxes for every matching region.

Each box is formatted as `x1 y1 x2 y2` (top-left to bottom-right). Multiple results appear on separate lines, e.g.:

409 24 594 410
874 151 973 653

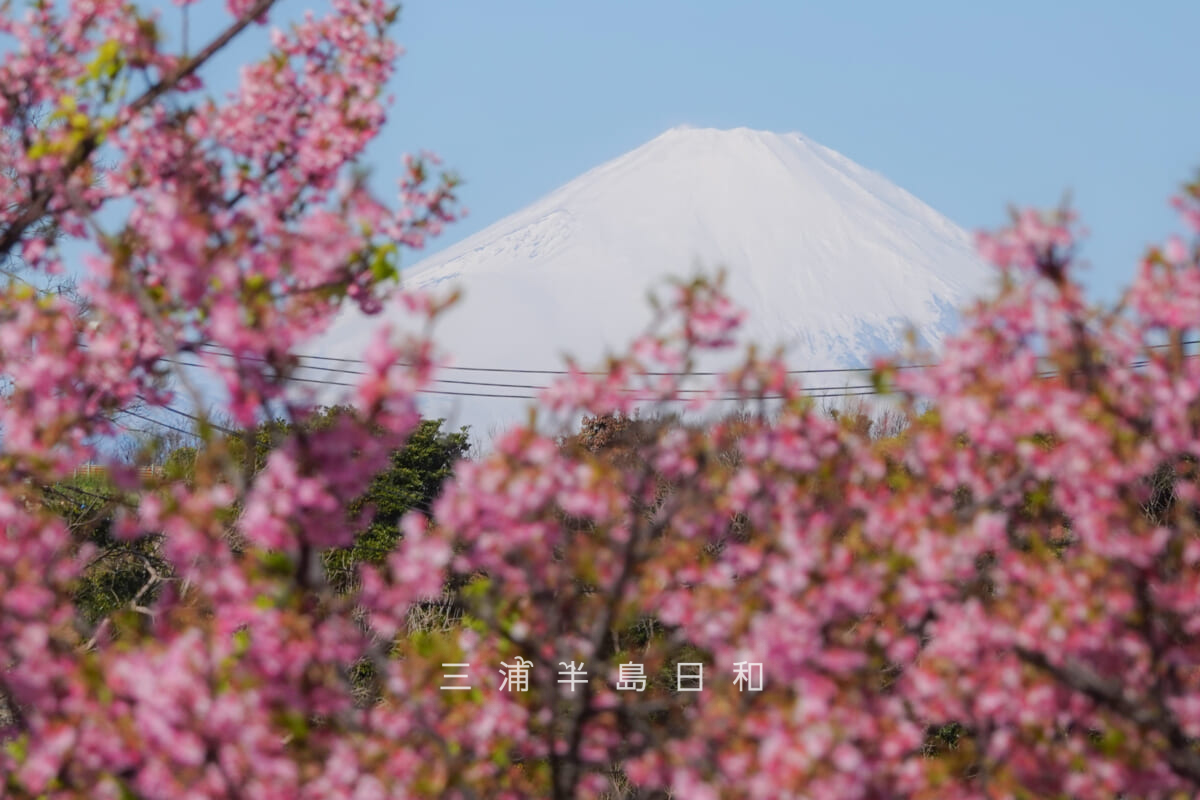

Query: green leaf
369 242 399 282
4 735 27 762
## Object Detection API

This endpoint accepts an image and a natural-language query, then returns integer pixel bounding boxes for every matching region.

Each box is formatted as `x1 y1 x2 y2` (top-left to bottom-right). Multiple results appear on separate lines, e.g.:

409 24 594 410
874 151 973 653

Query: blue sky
211 1 1200 302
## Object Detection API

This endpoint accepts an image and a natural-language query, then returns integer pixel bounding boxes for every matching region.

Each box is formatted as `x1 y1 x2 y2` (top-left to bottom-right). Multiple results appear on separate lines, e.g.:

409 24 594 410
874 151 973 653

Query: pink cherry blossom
2 0 1200 796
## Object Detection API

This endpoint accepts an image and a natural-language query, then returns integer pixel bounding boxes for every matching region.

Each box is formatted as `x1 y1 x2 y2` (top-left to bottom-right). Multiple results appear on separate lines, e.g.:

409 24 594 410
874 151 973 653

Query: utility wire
121 407 201 438
143 398 238 435
107 344 1200 440
195 342 929 376
196 337 1200 378
158 343 1200 406
168 358 876 401
175 354 878 395
125 341 1200 441
184 340 1200 395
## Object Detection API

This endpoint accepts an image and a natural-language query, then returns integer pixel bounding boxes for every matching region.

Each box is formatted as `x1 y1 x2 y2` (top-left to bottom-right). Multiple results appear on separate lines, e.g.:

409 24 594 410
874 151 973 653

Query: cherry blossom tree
0 0 461 796
2 0 1200 797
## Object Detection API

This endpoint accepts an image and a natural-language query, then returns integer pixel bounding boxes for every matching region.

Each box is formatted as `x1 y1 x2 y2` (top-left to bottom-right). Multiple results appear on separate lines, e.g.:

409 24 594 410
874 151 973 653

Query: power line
279 360 879 394
195 336 1200 379
123 340 1200 441
271 359 878 395
120 407 200 439
117 365 875 444
168 358 872 401
187 338 1200 393
79 336 1200 443
119 381 878 442
145 399 238 435
160 344 1200 405
186 344 888 393
195 342 925 377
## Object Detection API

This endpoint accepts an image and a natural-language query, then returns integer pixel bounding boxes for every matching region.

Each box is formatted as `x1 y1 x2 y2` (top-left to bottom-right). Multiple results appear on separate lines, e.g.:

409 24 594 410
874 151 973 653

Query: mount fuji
315 126 993 438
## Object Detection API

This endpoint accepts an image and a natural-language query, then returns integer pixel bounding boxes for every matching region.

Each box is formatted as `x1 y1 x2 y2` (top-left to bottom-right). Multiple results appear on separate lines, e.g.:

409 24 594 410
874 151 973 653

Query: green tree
322 414 471 590
48 410 469 629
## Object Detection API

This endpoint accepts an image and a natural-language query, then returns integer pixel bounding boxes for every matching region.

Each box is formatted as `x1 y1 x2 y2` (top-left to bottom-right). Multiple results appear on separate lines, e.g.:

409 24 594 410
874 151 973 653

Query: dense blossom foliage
1 0 1200 797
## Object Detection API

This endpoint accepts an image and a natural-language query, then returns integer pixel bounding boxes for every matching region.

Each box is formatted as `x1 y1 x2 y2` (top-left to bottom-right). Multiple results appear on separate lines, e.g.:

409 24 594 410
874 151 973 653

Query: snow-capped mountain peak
316 126 991 437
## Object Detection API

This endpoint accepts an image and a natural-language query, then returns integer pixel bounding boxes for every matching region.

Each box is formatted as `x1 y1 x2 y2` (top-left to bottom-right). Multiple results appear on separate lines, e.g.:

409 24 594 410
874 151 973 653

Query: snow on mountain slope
313 126 993 439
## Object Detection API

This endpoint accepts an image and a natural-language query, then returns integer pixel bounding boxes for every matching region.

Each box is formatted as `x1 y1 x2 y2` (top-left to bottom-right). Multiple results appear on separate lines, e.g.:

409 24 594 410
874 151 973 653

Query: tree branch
1014 646 1200 785
0 0 279 260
